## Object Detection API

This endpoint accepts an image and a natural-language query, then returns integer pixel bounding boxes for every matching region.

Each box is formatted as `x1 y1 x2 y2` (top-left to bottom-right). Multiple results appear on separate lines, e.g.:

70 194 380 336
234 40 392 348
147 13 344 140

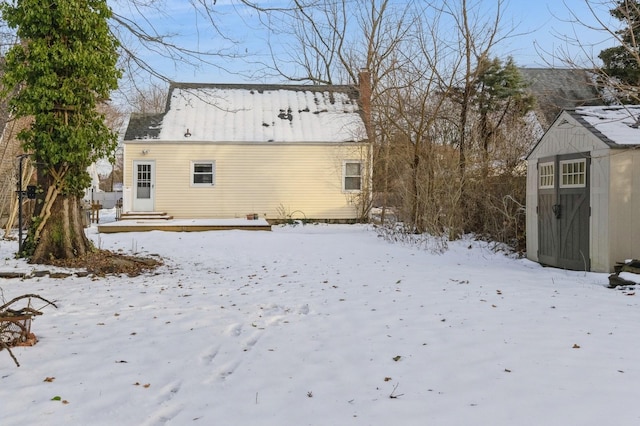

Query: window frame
559 158 586 188
538 161 555 189
190 160 216 187
343 160 363 192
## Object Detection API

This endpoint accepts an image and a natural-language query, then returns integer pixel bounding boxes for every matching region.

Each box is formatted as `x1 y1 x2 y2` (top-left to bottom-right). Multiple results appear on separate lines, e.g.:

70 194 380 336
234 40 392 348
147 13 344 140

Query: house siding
123 141 369 220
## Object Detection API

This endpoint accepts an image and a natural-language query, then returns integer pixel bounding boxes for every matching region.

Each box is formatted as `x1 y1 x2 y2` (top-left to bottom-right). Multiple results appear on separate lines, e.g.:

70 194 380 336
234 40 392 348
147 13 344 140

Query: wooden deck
98 217 272 233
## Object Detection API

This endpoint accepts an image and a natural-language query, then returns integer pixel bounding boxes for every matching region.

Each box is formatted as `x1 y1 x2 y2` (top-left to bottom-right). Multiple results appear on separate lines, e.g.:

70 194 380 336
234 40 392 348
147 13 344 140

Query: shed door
537 154 590 270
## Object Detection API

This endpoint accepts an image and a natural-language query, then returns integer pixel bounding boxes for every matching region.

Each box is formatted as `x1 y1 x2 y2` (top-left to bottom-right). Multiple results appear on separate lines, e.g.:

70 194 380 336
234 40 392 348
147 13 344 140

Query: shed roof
124 83 367 143
568 105 640 148
527 105 640 159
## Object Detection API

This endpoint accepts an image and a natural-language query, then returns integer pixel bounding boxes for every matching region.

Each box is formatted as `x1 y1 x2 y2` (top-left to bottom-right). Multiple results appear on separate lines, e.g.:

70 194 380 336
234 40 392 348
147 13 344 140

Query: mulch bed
43 249 162 277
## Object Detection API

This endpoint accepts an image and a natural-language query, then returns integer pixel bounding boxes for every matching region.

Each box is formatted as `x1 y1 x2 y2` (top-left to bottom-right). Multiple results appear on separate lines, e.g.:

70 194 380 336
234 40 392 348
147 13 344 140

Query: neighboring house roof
124 83 367 143
568 105 640 148
124 112 164 140
519 68 604 126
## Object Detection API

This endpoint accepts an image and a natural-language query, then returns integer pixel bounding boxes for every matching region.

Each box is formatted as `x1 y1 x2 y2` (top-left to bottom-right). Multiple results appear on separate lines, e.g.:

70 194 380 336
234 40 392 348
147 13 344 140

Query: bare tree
0 0 537 252
549 1 639 103
110 0 246 79
372 4 463 233
120 80 168 114
440 0 514 174
239 0 530 245
240 1 411 85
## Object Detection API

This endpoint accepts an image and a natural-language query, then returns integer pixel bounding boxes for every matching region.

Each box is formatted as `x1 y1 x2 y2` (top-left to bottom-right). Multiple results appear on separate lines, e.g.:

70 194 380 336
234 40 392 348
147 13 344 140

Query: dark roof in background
519 68 605 126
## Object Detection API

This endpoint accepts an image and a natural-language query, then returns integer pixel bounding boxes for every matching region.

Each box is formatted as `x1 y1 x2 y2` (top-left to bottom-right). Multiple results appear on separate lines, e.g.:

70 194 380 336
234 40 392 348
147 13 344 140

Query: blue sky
111 0 619 84
505 0 617 67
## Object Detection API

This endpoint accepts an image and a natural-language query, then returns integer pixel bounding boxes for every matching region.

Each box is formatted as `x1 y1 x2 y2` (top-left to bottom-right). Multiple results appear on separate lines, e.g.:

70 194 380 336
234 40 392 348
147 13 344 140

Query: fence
88 191 122 209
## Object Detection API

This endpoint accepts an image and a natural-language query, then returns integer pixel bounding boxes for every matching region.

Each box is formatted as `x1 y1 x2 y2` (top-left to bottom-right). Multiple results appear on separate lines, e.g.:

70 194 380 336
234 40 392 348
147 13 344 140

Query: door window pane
560 159 586 188
137 164 151 199
539 162 554 189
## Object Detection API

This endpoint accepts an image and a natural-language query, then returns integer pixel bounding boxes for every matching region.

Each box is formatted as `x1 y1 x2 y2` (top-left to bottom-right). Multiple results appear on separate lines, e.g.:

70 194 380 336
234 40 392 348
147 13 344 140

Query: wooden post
91 202 102 224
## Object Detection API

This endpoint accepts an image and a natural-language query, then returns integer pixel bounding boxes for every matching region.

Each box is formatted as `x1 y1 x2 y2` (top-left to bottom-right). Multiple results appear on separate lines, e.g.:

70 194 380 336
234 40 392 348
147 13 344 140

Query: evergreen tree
474 56 534 162
1 0 121 261
598 0 640 85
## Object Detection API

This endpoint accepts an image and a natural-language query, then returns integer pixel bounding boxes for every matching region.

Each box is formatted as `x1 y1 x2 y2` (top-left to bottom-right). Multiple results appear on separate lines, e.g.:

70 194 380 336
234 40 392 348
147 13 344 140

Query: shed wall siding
124 142 369 220
528 113 607 159
608 150 640 269
525 161 539 261
589 148 611 272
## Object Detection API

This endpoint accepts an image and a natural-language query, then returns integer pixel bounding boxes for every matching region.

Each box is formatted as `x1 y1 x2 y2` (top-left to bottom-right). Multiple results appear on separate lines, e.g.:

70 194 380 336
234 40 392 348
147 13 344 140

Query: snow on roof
127 83 367 143
572 105 640 146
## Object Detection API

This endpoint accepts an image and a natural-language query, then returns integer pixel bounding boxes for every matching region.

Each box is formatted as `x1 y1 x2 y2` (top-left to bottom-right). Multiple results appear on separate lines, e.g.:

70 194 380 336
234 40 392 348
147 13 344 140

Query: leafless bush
374 222 448 253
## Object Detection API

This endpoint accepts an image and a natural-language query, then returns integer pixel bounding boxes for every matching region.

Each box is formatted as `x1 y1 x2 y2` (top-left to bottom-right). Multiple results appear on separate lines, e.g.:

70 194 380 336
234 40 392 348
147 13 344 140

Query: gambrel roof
124 82 368 143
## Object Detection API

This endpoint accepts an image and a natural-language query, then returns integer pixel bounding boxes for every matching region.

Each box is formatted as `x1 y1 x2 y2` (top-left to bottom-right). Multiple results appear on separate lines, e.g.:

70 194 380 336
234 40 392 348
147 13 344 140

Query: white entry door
133 160 155 212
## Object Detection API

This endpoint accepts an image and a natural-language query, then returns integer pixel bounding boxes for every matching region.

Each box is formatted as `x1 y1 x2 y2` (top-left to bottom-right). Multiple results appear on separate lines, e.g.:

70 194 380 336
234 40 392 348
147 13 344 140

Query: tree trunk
410 141 423 233
30 194 91 263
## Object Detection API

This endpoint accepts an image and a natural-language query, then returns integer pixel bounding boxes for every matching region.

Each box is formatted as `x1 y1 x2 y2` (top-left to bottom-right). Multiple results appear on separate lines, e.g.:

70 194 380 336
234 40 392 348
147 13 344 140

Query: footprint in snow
226 323 243 337
298 304 310 315
199 345 220 365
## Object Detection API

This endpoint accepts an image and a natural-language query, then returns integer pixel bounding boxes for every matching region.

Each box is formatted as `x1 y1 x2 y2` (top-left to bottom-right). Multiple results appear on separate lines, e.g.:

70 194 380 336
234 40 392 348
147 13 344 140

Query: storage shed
526 105 640 272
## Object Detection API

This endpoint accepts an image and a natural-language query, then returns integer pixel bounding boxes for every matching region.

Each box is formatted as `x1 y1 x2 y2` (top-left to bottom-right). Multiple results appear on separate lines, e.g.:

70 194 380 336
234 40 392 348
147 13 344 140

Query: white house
526 105 640 272
122 79 372 222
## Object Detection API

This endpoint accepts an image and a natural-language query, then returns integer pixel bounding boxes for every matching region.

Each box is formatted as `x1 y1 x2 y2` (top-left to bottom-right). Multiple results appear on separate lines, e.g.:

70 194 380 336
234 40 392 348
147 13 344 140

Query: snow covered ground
1 211 639 426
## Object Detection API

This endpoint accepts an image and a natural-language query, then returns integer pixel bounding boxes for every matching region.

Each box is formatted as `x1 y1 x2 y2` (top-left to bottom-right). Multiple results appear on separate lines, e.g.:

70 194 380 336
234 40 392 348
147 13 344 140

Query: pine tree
598 0 640 85
1 0 121 261
474 56 534 159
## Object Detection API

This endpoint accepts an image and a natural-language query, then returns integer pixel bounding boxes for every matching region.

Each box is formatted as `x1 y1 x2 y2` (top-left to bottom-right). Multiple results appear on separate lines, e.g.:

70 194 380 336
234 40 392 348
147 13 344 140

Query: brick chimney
358 69 373 142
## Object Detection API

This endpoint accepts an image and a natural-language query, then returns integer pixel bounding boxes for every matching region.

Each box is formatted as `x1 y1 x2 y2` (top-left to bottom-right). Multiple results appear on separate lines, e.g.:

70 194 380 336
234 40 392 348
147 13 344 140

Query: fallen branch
0 340 20 367
0 294 57 312
1 293 58 367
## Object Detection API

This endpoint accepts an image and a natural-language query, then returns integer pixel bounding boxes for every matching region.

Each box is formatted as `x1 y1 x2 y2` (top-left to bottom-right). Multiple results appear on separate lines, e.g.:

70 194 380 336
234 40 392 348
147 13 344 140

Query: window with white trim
191 161 216 186
539 162 554 189
343 161 362 191
560 159 586 188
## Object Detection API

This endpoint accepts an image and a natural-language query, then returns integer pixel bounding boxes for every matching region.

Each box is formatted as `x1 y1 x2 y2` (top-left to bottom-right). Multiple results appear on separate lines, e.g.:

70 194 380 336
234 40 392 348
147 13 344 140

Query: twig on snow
0 340 20 367
389 382 404 399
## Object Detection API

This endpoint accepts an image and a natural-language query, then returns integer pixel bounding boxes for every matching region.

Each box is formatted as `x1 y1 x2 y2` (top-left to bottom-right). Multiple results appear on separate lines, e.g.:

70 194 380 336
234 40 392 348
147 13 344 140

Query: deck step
120 212 173 221
98 218 272 233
